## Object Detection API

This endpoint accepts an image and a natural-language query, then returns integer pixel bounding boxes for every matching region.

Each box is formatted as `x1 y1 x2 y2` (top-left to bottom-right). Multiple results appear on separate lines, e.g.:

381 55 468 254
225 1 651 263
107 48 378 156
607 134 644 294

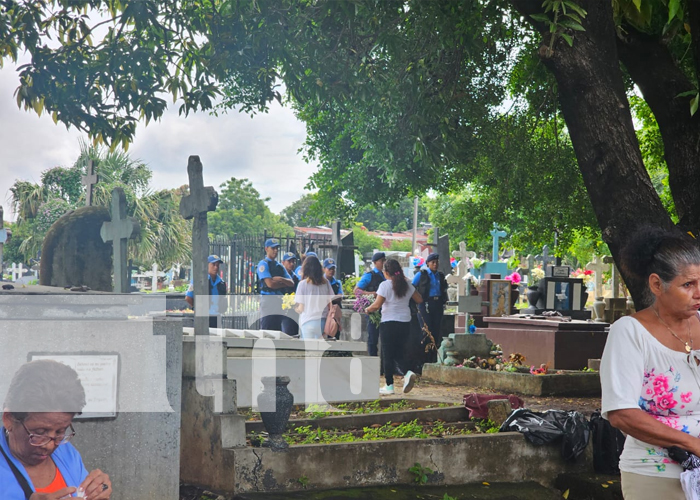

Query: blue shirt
1 427 89 499
257 257 291 295
412 267 441 297
294 265 303 280
185 274 225 315
328 277 344 295
356 267 385 290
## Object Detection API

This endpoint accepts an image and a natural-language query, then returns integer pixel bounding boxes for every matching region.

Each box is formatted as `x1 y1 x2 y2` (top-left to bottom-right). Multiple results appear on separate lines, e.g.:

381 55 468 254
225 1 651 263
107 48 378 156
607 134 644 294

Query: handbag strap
0 437 34 499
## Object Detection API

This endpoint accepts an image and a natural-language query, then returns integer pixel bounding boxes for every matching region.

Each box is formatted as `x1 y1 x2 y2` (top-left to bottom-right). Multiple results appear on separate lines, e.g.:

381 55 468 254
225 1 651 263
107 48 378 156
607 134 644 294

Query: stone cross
11 262 23 281
446 271 466 298
489 223 507 262
586 255 610 299
179 156 218 336
0 205 5 278
536 245 554 268
100 188 140 293
451 241 470 278
603 256 621 298
150 263 159 292
82 160 99 207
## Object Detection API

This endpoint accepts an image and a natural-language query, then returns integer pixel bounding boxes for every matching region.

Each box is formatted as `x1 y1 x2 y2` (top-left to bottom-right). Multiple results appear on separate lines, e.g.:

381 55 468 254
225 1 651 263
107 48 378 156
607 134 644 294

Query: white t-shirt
376 280 415 323
601 315 700 478
295 279 334 326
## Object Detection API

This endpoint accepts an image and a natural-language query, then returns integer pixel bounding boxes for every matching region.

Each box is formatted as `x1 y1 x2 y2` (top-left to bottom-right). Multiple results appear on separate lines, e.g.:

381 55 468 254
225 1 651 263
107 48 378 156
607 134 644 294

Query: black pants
209 315 221 329
380 321 409 386
418 299 444 363
367 320 379 356
260 314 285 331
280 315 299 337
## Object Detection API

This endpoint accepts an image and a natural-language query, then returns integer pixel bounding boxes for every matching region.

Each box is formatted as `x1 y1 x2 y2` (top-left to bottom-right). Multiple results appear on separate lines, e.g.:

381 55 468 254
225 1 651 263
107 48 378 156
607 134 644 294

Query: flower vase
511 286 520 310
592 297 606 323
526 286 540 309
257 376 294 451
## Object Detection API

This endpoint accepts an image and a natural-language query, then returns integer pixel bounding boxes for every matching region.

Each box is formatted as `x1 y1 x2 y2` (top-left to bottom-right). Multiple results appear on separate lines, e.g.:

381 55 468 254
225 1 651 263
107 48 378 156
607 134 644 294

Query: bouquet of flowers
505 272 522 285
282 293 296 310
353 294 382 327
571 268 594 286
530 267 545 287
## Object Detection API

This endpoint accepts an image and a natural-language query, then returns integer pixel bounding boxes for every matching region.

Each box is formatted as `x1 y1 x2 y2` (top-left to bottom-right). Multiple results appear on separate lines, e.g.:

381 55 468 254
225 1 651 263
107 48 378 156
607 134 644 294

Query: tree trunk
616 27 700 232
511 0 675 308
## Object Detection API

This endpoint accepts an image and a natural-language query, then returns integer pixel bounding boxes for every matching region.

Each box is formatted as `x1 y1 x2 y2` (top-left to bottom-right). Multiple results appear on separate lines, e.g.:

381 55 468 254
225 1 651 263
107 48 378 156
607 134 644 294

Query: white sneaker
403 371 417 394
379 384 394 395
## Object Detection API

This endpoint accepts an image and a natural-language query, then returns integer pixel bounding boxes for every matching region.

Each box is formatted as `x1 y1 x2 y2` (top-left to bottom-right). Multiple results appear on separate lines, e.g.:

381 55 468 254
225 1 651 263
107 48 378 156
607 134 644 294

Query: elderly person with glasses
1 360 111 499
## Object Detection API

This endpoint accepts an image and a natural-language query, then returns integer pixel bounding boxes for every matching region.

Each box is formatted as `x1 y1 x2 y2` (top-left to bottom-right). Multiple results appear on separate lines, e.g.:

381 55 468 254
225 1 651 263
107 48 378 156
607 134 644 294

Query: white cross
100 188 140 293
82 160 99 207
150 263 159 292
451 241 470 278
489 223 507 262
585 255 610 299
11 262 23 281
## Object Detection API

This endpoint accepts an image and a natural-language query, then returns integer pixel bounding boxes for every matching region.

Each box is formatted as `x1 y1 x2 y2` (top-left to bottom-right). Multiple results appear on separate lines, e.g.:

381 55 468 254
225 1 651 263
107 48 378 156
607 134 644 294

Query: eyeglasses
20 421 76 447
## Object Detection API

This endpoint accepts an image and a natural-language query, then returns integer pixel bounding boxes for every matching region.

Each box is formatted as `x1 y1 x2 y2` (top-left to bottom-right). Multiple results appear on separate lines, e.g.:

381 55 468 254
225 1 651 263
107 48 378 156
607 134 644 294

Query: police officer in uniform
185 254 228 328
280 251 300 337
323 258 343 298
257 239 294 331
412 252 448 363
353 252 387 356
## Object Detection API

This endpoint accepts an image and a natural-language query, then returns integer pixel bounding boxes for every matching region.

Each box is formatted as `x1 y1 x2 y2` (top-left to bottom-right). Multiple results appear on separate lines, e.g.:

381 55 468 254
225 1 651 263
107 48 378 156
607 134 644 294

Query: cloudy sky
0 63 318 221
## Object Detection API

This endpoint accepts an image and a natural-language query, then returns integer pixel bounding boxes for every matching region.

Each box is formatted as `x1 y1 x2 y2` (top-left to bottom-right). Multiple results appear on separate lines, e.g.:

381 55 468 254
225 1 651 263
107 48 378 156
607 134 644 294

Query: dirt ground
382 374 601 417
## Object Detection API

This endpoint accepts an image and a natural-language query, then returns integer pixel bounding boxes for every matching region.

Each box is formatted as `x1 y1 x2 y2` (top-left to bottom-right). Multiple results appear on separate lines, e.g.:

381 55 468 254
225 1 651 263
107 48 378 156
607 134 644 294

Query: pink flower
653 375 670 395
655 416 680 429
682 392 693 403
656 392 678 412
505 273 521 285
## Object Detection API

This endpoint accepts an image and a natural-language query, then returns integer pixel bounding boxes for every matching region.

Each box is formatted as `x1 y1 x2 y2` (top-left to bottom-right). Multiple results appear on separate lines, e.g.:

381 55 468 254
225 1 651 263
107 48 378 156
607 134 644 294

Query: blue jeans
300 319 323 339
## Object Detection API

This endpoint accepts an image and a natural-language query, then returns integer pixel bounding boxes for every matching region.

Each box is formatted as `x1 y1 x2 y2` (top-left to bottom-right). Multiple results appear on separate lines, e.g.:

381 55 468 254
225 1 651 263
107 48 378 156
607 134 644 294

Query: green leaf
669 0 681 23
676 90 698 98
530 13 551 23
563 1 587 17
632 0 642 11
560 19 586 31
690 94 699 116
560 33 574 46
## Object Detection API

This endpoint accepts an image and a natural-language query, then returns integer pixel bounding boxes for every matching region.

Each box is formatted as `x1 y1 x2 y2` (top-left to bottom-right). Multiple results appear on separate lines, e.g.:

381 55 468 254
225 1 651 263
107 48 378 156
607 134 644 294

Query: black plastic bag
500 408 591 462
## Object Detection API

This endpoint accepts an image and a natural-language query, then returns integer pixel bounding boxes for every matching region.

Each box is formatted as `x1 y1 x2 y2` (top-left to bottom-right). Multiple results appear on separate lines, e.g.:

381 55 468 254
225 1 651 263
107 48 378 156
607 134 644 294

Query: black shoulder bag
0 442 34 499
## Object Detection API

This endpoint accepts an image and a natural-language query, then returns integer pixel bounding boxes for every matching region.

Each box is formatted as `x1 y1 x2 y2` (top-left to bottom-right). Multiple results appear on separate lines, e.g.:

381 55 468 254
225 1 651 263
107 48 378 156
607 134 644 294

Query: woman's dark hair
302 255 325 286
4 359 86 421
621 226 700 300
385 258 409 298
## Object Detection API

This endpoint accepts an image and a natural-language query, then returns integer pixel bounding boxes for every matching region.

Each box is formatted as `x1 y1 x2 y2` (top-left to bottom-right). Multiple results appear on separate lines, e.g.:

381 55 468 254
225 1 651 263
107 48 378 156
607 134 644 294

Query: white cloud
0 64 318 221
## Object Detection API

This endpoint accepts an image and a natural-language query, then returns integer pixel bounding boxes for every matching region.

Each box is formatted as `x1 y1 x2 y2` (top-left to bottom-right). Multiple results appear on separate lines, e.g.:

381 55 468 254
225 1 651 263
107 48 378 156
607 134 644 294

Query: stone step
554 472 622 500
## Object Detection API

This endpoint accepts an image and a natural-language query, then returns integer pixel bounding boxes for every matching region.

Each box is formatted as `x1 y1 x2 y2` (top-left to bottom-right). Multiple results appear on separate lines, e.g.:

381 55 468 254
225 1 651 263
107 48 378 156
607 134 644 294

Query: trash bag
500 408 591 462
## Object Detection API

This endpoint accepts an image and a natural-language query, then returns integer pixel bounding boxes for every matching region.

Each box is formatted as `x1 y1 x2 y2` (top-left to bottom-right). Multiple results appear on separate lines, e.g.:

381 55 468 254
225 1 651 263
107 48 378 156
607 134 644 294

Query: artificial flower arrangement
505 272 522 285
470 258 486 270
282 293 296 310
465 272 480 290
353 294 382 327
529 267 545 287
571 268 594 286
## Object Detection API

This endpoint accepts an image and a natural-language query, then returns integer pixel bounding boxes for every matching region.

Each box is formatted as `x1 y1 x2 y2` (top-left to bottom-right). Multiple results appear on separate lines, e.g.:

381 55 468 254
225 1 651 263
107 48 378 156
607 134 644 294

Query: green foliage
355 198 429 233
342 276 360 298
408 462 433 485
530 0 588 54
352 225 385 256
472 419 501 433
208 178 293 238
297 476 309 489
389 239 413 252
279 193 325 228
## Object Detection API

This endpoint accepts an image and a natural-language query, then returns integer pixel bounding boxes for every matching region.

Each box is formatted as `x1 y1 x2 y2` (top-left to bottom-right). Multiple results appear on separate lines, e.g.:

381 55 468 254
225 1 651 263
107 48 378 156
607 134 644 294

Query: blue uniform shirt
257 257 291 295
328 276 344 295
357 267 386 290
412 267 441 297
294 265 303 280
186 274 225 314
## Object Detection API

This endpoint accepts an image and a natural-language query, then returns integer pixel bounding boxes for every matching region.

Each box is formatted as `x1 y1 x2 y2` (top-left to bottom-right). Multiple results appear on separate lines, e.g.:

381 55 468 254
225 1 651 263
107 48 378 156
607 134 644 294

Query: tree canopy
4 0 700 304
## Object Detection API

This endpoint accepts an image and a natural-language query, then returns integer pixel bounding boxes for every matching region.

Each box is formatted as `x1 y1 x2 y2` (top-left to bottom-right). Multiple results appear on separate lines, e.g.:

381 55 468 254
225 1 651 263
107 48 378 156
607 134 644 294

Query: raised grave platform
422 364 601 396
482 316 609 370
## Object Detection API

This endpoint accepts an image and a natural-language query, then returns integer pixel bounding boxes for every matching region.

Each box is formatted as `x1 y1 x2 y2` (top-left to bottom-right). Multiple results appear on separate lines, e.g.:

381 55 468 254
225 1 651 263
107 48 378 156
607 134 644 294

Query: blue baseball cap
208 255 223 264
372 252 386 262
305 251 318 258
282 252 297 262
264 238 280 248
426 253 439 264
323 258 337 269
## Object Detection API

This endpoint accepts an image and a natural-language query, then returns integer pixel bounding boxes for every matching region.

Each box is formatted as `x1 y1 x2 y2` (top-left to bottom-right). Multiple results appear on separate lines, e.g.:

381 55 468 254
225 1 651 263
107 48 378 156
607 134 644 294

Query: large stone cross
101 188 140 293
451 241 470 278
586 255 610 299
11 262 23 282
82 160 99 207
536 245 554 268
179 156 218 335
603 255 621 298
150 263 159 292
489 223 507 262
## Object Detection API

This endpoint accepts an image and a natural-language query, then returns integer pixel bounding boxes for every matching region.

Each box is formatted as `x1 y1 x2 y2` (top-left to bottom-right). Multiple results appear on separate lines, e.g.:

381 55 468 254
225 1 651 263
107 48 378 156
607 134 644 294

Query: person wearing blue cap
353 252 387 356
295 251 317 280
257 239 295 331
412 252 448 363
280 252 300 337
185 254 228 328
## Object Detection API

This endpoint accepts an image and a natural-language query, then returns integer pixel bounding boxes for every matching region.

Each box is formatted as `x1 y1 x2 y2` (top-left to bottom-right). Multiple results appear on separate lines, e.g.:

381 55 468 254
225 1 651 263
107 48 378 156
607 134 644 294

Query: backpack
589 411 626 474
323 303 342 339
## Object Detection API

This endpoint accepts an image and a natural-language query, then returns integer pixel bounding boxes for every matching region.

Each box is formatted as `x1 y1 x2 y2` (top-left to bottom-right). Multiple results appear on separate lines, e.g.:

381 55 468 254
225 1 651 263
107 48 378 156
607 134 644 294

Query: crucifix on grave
100 188 140 293
11 262 23 282
585 255 610 300
489 223 507 262
179 156 218 336
150 263 159 292
82 160 99 207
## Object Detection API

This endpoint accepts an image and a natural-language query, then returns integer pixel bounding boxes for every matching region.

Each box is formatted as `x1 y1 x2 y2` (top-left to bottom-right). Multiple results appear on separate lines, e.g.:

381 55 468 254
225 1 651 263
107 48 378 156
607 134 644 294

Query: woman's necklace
653 306 693 354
